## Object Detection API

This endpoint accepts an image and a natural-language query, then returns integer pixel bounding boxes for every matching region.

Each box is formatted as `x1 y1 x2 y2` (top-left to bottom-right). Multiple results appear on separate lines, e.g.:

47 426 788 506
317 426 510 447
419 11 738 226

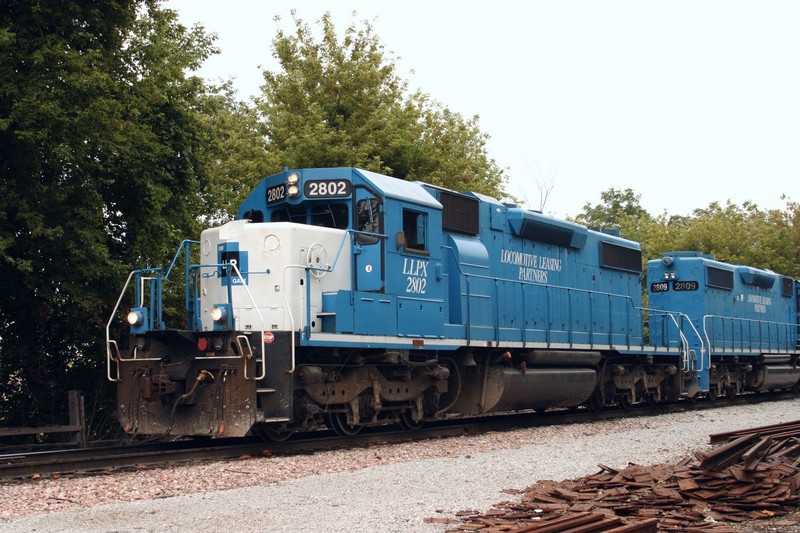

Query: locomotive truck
106 167 800 439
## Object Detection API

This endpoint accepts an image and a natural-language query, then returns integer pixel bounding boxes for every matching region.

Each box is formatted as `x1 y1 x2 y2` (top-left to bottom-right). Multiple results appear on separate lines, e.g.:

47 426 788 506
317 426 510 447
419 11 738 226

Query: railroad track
1 391 794 481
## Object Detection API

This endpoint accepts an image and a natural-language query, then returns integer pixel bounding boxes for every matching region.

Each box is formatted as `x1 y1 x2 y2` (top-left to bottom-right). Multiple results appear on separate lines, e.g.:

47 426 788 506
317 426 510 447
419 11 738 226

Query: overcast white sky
167 0 799 219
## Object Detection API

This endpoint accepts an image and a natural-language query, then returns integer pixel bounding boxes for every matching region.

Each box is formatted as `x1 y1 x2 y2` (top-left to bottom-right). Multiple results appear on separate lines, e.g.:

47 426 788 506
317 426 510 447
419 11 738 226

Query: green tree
0 0 138 433
761 197 800 278
676 202 751 264
186 82 272 225
573 188 649 230
404 101 506 196
257 12 507 198
0 1 256 436
571 187 666 260
674 201 797 276
575 188 800 279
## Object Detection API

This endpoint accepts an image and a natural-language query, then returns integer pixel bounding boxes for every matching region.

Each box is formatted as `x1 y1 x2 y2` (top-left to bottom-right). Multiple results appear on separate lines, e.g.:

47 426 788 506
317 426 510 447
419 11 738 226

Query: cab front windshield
270 203 349 229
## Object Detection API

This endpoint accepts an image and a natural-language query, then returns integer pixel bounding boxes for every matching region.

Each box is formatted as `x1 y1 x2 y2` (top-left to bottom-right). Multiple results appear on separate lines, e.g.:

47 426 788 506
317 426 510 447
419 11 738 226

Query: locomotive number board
304 179 351 198
673 280 699 291
266 184 286 204
650 280 699 292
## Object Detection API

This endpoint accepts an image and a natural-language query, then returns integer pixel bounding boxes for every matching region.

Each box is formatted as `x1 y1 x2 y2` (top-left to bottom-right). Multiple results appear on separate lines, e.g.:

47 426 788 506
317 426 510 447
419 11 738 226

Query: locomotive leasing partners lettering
499 249 562 283
747 294 773 314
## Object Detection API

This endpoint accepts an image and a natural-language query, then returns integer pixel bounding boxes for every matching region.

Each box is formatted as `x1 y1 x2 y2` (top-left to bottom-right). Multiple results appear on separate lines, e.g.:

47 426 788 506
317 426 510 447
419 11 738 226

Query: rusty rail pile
433 420 800 532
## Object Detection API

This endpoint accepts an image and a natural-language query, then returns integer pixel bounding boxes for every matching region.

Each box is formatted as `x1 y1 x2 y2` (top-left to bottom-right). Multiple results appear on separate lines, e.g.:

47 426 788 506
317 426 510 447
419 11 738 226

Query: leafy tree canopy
256 12 508 198
0 0 262 434
575 189 800 278
573 188 650 229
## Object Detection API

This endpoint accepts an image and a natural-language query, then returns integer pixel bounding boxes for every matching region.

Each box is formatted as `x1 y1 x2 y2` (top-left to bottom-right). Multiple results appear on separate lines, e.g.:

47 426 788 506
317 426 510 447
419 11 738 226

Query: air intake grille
600 242 642 273
441 190 479 235
707 266 734 290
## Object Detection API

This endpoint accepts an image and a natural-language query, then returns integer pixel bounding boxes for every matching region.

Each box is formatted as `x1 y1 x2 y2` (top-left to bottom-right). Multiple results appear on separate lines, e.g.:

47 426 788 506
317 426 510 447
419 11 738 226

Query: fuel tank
448 366 597 414
750 364 800 391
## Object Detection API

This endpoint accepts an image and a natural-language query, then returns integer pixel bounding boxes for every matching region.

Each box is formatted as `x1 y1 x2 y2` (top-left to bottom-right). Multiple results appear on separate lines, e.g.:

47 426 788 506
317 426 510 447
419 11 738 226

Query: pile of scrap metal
434 420 800 532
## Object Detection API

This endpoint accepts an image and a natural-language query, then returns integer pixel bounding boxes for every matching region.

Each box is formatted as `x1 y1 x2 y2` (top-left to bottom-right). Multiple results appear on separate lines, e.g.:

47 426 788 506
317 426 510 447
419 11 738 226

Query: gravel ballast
3 399 800 532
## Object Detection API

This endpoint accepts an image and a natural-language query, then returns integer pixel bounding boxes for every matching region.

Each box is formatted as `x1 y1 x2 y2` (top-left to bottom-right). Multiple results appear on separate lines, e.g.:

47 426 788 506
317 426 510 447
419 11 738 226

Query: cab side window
402 209 428 254
355 198 381 245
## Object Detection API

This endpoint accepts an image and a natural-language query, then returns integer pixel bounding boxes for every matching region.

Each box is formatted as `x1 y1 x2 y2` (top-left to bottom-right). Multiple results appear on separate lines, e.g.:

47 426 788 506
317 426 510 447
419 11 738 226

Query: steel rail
1 391 796 481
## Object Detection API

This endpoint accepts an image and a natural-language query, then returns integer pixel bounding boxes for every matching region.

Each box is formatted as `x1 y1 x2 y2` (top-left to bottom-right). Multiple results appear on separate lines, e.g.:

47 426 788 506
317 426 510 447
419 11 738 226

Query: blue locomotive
106 168 800 438
648 251 800 399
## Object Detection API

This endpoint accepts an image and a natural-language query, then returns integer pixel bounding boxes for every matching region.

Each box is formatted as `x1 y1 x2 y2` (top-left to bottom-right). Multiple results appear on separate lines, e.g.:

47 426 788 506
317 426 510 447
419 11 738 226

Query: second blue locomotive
106 167 800 438
648 251 800 399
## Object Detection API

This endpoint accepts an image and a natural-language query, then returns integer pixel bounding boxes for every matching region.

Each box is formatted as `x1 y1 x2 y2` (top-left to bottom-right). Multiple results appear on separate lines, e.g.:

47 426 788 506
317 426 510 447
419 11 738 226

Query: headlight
126 310 144 326
211 306 227 323
287 172 300 197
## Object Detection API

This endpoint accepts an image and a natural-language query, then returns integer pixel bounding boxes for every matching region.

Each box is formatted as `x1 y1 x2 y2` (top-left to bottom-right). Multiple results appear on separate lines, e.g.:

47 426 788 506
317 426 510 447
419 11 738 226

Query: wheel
399 410 424 431
586 390 603 413
645 392 658 408
325 412 362 436
725 386 737 400
707 387 718 402
618 394 632 410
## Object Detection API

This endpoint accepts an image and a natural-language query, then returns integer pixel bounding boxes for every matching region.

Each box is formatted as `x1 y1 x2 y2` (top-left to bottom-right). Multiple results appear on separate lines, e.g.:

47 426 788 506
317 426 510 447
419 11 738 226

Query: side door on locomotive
347 170 446 339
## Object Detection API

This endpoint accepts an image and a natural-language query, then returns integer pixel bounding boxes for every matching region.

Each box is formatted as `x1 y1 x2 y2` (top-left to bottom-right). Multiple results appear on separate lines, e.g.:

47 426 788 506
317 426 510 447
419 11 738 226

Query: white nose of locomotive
198 220 351 333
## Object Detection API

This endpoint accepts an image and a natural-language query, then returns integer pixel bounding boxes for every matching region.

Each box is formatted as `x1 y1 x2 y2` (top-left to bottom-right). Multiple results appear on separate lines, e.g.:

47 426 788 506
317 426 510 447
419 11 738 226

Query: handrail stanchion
230 262 266 381
106 271 135 383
